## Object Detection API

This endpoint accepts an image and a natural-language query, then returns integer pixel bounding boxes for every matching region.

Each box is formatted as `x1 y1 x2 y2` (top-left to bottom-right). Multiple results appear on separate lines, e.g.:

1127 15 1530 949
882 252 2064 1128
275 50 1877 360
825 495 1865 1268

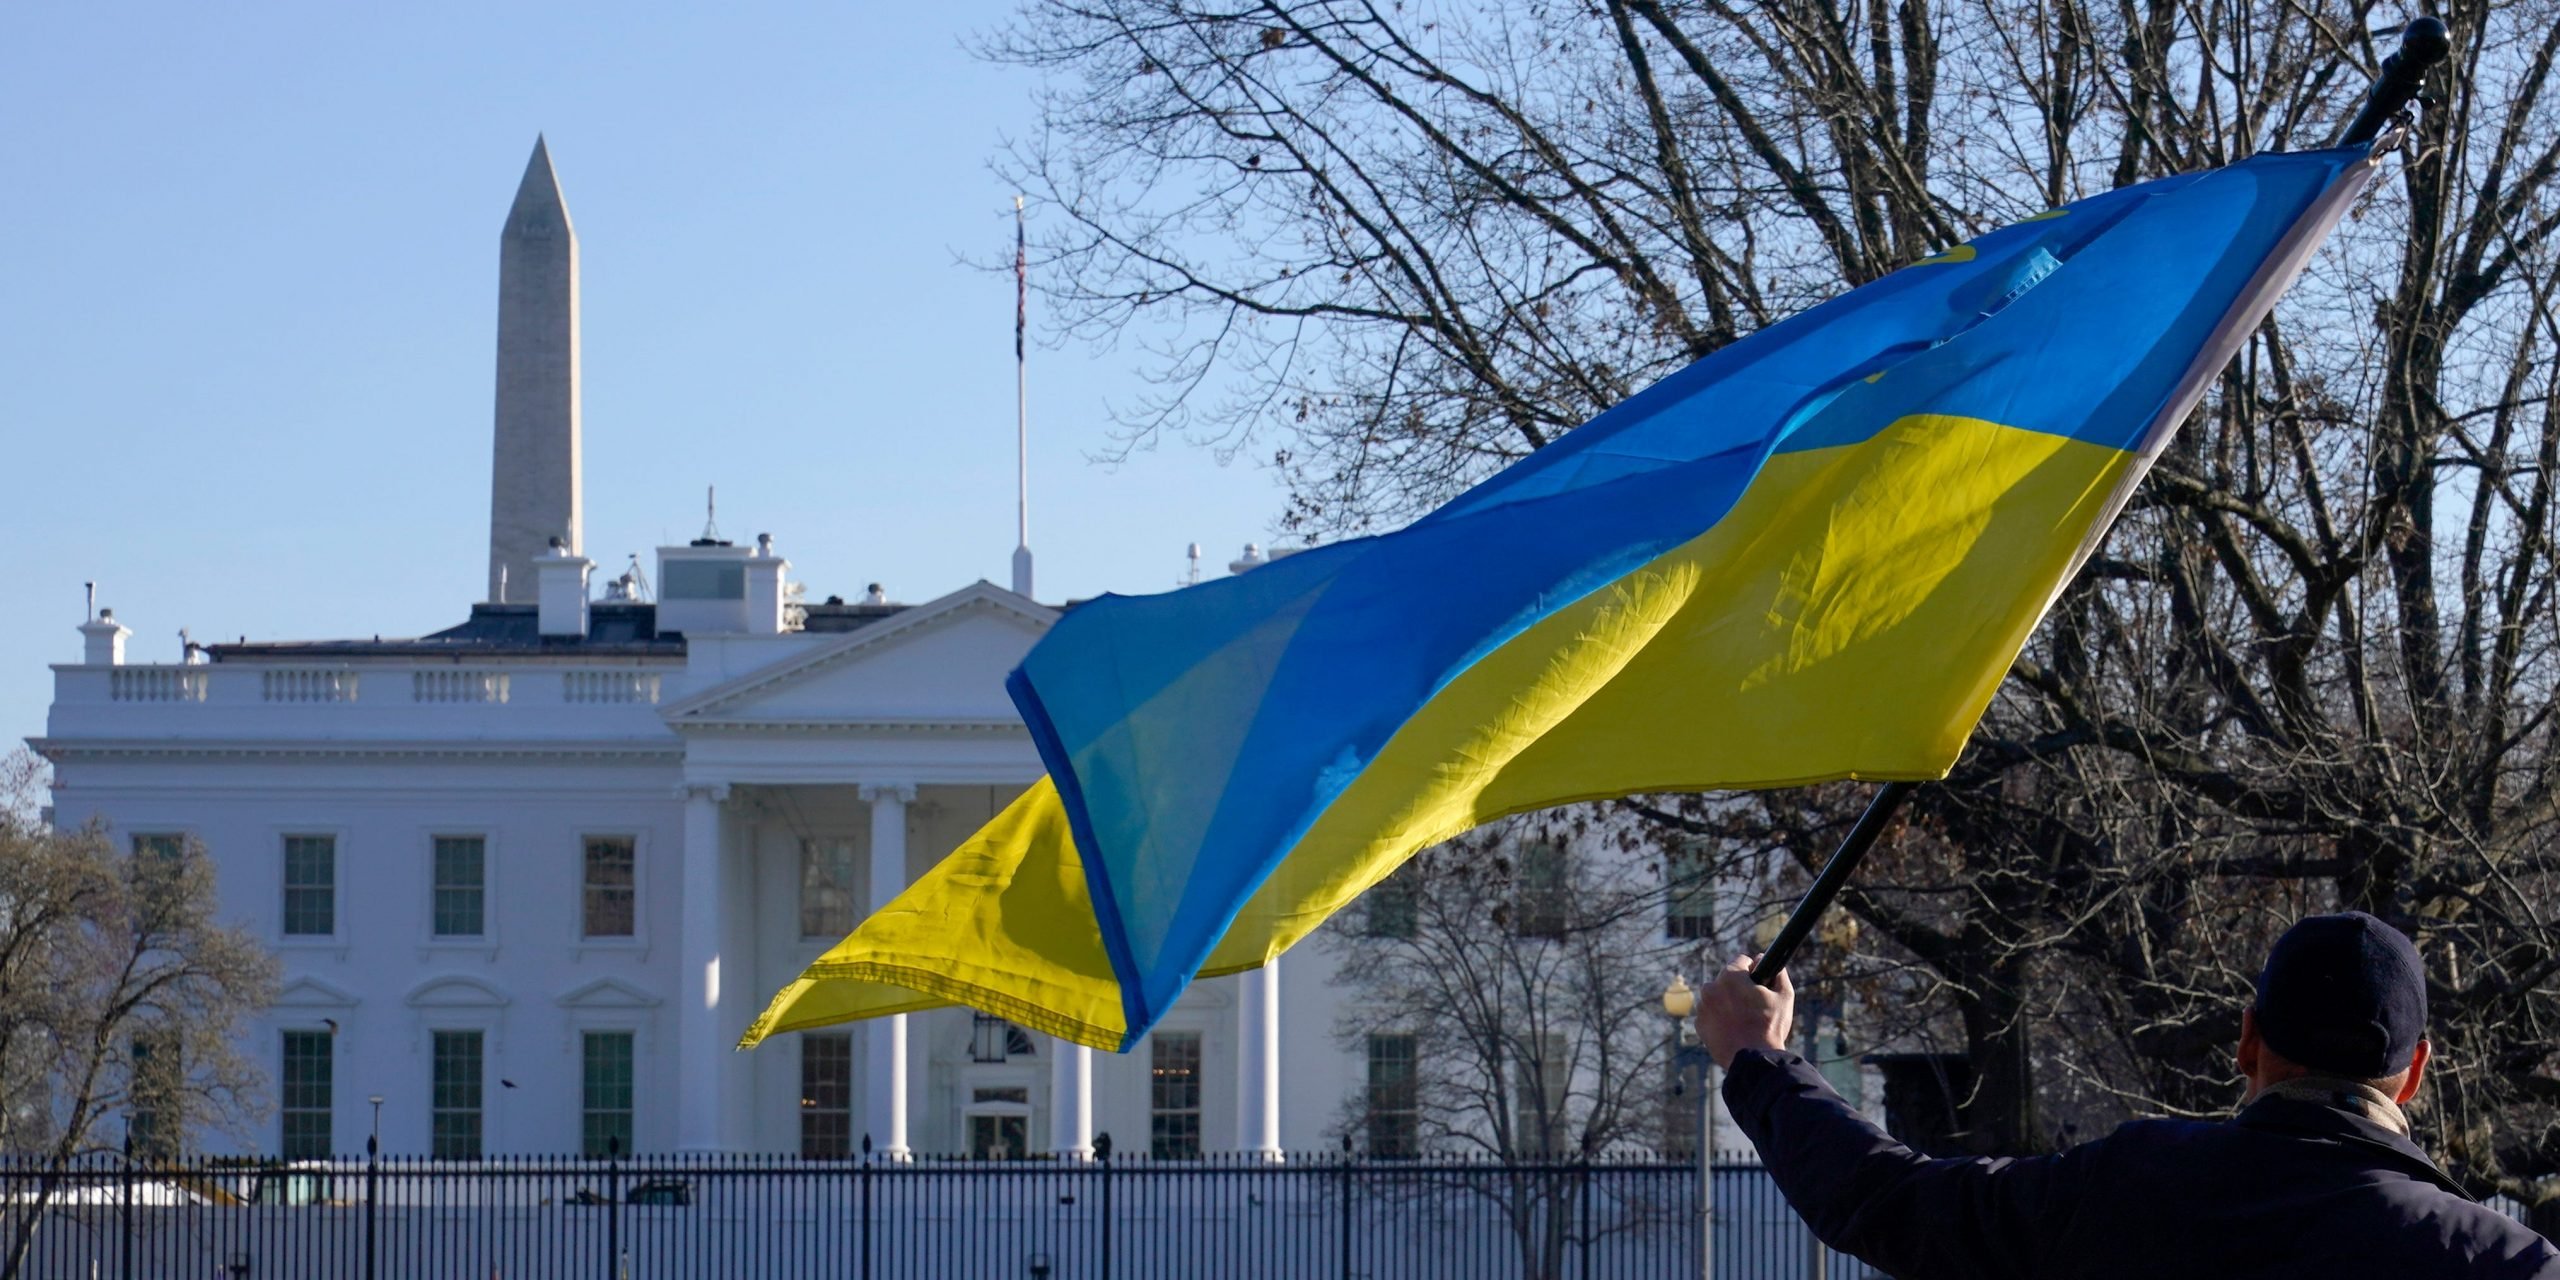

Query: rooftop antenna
1011 195 1035 600
702 485 721 543
84 581 95 622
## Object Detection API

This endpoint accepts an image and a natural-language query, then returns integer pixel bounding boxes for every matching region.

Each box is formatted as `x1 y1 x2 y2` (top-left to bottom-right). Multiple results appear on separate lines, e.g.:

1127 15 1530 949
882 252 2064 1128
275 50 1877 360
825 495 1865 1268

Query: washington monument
487 136 582 603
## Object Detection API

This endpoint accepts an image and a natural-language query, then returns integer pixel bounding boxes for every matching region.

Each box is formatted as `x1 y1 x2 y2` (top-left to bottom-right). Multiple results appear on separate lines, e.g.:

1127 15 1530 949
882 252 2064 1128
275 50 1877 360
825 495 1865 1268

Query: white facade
36 572 1389 1157
29 143 1775 1163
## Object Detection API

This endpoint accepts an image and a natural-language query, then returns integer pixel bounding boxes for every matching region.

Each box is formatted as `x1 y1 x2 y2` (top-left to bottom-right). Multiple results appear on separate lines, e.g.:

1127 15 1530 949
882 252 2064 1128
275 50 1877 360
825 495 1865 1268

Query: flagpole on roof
1012 194 1036 600
1748 16 2453 989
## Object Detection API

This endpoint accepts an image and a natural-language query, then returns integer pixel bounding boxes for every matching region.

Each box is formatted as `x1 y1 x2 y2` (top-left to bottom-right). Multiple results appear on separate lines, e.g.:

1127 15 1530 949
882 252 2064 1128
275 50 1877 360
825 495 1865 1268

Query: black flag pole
2337 17 2451 146
1749 781 1915 986
1747 18 2451 990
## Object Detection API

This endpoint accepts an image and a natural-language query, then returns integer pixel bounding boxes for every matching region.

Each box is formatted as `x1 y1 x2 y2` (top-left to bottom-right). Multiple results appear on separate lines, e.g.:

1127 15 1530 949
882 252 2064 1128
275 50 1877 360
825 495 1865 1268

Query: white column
676 782 732 1152
1234 971 1256 1151
1235 959 1283 1159
1049 1039 1093 1159
860 783 916 1159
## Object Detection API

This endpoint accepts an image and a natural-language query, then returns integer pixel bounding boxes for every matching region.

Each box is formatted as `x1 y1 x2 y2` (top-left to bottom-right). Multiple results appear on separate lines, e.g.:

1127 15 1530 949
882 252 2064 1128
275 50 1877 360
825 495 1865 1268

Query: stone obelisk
487 136 581 603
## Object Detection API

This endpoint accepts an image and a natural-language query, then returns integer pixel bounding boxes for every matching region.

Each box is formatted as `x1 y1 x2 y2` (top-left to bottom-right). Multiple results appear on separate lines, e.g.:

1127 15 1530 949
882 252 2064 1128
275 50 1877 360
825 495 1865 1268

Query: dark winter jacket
1722 1047 2559 1279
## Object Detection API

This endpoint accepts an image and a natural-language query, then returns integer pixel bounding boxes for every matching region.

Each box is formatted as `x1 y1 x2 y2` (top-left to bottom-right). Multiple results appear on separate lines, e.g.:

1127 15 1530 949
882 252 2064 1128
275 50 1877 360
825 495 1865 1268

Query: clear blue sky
0 3 1287 751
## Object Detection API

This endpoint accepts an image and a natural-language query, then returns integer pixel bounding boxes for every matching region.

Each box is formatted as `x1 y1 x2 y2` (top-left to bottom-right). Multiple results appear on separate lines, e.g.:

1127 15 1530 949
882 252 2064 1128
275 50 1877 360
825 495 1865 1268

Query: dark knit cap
2254 912 2428 1080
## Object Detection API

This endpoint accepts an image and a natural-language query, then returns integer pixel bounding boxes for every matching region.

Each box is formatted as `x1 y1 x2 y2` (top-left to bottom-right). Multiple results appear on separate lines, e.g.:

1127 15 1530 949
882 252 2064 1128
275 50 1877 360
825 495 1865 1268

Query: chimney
536 537 593 638
745 534 789 635
80 608 131 666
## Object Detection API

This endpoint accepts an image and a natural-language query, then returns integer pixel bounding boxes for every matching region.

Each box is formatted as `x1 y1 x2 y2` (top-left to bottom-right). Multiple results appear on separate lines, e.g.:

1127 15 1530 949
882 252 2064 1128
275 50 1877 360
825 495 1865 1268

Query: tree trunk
0 1166 66 1280
1952 948 2042 1156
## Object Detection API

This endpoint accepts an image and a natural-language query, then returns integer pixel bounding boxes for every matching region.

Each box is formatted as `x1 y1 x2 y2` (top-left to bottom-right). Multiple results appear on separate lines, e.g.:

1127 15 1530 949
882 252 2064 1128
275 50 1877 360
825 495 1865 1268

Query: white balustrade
70 665 678 714
260 669 360 703
108 667 208 703
562 670 662 704
412 670 511 704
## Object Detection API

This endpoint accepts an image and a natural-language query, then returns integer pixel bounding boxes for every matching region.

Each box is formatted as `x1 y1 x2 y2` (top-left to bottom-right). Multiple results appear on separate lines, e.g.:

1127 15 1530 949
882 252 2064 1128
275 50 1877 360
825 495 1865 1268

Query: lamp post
1662 976 1712 1280
364 1095 383 1280
120 1130 134 1280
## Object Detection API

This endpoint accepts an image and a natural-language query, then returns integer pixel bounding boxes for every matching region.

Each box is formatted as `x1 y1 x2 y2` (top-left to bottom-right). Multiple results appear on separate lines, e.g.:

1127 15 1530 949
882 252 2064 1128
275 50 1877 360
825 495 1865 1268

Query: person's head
2236 911 2431 1105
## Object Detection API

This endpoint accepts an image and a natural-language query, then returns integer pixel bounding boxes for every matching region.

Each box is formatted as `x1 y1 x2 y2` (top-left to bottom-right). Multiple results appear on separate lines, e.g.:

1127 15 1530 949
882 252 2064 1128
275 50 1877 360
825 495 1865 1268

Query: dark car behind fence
0 1148 1879 1280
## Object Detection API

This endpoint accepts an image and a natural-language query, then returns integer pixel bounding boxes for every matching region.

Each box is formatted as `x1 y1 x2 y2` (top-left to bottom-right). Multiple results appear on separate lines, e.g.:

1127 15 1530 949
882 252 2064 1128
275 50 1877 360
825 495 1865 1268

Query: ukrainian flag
745 143 2376 1053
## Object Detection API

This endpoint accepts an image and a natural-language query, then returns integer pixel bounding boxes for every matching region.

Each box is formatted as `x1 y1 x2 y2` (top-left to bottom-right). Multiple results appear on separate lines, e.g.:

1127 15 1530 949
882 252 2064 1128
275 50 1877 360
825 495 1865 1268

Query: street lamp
364 1095 384 1280
1663 975 1713 1280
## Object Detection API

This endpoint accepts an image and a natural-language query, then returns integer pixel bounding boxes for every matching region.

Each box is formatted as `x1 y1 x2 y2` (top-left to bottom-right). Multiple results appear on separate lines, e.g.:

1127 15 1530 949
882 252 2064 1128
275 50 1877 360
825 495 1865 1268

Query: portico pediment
663 581 1055 730
555 977 661 1009
404 974 511 1009
276 976 361 1009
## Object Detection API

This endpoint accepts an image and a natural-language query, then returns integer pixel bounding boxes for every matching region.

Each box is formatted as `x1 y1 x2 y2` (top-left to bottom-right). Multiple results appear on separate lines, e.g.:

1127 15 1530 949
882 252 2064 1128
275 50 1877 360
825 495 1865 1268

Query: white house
40 555 1365 1159
32 141 1778 1163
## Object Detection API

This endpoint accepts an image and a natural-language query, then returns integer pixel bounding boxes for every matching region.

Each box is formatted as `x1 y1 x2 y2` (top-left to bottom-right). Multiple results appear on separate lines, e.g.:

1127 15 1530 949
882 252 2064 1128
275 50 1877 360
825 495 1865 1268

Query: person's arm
1698 957 2083 1280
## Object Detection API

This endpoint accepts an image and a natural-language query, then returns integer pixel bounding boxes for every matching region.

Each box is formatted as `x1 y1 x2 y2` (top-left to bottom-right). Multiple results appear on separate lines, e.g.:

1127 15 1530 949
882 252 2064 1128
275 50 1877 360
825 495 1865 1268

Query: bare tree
0 825 276 1280
1329 818 1696 1158
0 750 45 834
1327 813 1728 1277
990 0 2560 1207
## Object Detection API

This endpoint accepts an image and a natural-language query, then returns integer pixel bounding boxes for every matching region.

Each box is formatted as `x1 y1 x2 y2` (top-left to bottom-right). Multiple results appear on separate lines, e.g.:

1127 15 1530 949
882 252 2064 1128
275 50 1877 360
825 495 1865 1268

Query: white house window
581 1031 634 1157
799 838 857 939
282 835 336 937
661 561 745 600
581 836 636 938
1512 841 1569 939
131 832 185 862
128 1031 180 1162
1364 865 1419 938
799 1034 853 1159
1666 841 1715 942
132 833 188 925
430 1030 484 1159
280 1030 332 1159
432 836 487 938
1365 1033 1419 1158
1149 1032 1203 1159
969 1012 1036 1064
1512 1031 1568 1156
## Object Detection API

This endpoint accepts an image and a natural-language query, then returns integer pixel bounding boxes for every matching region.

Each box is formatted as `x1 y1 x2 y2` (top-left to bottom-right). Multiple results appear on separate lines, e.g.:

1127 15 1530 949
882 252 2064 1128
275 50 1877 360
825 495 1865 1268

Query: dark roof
200 599 910 661
206 603 683 660
800 601 906 633
428 603 671 646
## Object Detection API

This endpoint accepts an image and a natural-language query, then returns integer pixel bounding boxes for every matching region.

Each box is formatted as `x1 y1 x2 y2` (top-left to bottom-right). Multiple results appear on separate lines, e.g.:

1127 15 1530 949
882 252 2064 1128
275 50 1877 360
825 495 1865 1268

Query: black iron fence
0 1145 1881 1280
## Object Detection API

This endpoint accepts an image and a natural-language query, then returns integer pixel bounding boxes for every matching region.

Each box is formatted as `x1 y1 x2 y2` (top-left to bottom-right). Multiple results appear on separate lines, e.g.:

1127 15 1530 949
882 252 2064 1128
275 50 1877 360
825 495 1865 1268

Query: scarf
2253 1075 2412 1138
